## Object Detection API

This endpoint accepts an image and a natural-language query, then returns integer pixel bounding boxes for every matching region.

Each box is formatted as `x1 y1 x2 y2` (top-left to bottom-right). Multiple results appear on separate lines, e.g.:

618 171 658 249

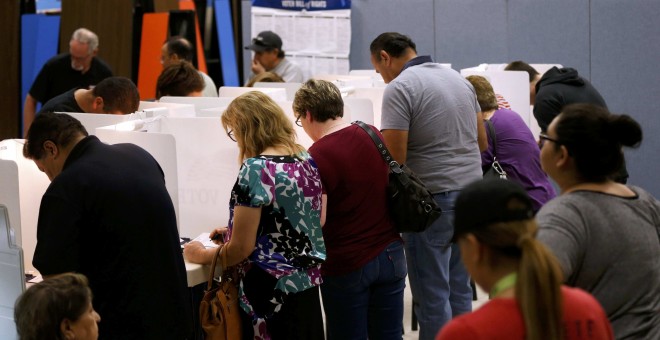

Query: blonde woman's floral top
226 152 325 339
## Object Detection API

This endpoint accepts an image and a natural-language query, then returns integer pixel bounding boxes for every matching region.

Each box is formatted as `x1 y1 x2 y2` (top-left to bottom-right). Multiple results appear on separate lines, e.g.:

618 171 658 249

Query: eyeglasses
539 133 561 147
295 116 303 127
227 129 236 142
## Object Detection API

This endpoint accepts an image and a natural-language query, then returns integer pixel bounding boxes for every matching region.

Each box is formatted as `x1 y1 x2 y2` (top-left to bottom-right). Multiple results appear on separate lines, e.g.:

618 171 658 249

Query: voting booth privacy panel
0 205 23 340
0 140 50 275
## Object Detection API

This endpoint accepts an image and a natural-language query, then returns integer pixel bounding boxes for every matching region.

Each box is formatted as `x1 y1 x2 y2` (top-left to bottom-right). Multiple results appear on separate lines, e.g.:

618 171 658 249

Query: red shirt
436 286 614 340
309 124 401 276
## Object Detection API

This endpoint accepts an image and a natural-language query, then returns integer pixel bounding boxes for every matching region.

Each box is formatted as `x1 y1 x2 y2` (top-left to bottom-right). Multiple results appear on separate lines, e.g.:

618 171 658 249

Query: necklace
490 272 517 298
321 121 348 137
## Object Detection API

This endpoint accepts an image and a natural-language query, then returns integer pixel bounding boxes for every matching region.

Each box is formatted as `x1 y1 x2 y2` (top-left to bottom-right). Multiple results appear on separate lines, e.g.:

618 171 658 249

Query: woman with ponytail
537 104 660 339
436 179 613 340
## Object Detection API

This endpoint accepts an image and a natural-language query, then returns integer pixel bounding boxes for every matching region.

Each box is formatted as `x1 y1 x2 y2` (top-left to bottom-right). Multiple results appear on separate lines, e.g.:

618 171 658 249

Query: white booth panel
313 74 374 89
95 126 180 231
138 101 196 118
343 98 374 125
253 82 302 101
349 88 385 129
0 205 23 339
158 117 240 239
159 97 234 116
218 87 287 102
197 107 228 118
0 140 50 273
462 63 562 76
65 113 129 136
460 70 532 127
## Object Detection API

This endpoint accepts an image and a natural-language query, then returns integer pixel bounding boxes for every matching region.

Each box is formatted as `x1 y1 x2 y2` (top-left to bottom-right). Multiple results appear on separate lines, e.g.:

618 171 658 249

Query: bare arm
381 129 409 165
23 94 37 137
477 111 488 152
320 194 327 227
183 206 261 267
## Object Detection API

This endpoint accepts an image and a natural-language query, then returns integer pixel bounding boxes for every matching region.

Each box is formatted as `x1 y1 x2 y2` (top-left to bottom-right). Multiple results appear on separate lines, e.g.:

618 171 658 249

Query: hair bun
609 114 643 148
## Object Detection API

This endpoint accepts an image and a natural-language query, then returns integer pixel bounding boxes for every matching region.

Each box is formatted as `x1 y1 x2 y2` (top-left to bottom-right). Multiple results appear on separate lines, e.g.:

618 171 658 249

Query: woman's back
308 124 400 276
436 286 613 339
537 187 660 339
482 108 556 211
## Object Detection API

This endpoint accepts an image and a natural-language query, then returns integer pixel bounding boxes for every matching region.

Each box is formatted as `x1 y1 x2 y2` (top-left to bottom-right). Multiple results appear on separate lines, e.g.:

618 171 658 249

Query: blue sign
252 0 350 11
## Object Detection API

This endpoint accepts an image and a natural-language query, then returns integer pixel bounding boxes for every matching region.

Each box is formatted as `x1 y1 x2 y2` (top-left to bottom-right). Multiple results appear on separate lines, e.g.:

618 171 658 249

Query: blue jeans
321 240 407 340
403 191 472 340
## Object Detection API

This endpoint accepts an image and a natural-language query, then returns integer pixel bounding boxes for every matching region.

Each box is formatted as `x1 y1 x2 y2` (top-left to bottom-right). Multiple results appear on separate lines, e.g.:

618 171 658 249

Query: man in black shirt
39 76 139 115
23 28 113 135
23 112 191 339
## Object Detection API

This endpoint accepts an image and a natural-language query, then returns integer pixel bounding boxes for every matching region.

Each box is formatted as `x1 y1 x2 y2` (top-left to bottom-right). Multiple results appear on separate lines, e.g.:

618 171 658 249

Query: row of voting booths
0 64 557 337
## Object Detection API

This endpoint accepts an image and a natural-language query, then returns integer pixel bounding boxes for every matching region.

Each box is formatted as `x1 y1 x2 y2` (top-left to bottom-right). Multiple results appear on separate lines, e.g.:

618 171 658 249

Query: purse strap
206 245 224 291
485 119 498 158
352 121 401 172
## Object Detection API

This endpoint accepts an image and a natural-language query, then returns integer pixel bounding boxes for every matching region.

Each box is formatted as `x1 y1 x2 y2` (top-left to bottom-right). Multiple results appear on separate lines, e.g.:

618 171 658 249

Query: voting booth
0 204 24 339
0 140 50 274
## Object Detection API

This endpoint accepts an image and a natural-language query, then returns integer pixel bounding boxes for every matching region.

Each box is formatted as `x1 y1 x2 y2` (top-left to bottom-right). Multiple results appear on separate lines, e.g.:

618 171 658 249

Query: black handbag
483 120 508 180
354 121 442 233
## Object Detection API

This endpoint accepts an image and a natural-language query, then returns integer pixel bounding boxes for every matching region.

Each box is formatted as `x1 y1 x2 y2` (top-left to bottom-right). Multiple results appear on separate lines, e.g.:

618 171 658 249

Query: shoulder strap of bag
206 245 223 290
485 119 498 158
352 121 400 171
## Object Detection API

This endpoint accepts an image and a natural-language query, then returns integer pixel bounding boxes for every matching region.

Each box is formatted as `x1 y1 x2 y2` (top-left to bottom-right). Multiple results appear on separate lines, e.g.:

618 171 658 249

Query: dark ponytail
555 104 642 182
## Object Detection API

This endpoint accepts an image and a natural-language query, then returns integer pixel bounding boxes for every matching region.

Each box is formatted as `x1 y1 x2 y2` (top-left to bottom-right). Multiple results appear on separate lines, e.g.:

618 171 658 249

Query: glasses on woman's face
295 115 303 127
539 133 560 148
227 129 236 142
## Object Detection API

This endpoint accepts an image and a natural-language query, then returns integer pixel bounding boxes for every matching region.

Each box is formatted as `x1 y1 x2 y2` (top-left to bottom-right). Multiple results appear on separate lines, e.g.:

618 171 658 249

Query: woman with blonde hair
184 91 325 340
436 179 613 340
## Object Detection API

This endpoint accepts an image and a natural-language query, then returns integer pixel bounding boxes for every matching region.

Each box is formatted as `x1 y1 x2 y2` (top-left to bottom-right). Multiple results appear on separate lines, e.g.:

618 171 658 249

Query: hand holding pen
209 227 228 245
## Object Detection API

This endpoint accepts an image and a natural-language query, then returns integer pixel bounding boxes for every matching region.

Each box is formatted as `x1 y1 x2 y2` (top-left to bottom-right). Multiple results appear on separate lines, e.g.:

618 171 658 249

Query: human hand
183 241 206 263
251 59 265 75
209 227 228 245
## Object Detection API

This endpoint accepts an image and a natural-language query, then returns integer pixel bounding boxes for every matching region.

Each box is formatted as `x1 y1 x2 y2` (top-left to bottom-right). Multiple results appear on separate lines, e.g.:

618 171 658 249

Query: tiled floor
402 278 489 339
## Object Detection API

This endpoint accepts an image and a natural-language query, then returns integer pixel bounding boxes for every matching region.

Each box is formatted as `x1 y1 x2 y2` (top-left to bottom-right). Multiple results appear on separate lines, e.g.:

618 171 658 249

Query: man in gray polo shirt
370 32 486 340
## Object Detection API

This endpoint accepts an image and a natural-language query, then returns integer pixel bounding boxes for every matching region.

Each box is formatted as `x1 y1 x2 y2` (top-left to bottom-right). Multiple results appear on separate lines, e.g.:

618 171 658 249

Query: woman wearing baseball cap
436 179 613 340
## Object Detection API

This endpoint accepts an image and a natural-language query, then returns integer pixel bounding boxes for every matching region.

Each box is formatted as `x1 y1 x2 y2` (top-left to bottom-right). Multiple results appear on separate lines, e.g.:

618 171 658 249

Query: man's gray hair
70 28 99 53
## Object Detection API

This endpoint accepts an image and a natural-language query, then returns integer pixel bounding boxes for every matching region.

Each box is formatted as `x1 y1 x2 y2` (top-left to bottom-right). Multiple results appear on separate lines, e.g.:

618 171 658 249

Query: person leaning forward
23 112 191 339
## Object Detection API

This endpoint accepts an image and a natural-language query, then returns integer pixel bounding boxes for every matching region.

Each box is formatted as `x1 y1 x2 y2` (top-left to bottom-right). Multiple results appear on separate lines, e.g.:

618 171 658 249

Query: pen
211 233 222 241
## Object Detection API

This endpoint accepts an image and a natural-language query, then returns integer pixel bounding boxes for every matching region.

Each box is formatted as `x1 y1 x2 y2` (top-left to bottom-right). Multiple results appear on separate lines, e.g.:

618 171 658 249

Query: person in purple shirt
467 75 555 211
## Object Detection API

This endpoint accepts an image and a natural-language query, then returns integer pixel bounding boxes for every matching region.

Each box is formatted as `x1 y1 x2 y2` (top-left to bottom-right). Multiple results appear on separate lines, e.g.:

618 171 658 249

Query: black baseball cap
453 179 534 241
245 31 282 52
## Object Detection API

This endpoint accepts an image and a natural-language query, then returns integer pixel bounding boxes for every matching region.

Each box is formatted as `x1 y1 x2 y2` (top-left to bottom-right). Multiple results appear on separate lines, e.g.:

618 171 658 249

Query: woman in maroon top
294 79 405 339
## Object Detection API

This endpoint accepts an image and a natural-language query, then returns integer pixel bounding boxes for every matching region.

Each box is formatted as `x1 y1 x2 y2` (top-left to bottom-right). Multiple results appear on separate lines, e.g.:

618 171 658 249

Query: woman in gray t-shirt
536 103 660 339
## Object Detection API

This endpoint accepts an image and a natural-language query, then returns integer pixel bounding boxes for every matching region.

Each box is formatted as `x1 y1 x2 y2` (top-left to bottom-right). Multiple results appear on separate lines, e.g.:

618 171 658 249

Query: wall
349 0 660 197
0 1 20 139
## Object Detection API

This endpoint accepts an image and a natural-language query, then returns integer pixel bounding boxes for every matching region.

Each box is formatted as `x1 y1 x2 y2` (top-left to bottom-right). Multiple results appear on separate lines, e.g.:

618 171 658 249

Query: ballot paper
191 232 221 249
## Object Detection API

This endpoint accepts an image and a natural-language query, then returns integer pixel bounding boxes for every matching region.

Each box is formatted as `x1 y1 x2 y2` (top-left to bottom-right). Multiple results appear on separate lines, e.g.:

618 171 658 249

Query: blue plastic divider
21 14 60 119
214 0 239 86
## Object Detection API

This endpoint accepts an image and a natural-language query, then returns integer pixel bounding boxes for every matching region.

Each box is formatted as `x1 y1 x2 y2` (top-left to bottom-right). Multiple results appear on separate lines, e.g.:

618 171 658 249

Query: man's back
30 53 113 104
34 136 190 339
381 62 482 193
534 67 607 132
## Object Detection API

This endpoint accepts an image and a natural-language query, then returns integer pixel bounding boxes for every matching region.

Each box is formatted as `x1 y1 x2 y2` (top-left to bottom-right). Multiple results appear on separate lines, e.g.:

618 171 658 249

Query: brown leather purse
199 246 242 340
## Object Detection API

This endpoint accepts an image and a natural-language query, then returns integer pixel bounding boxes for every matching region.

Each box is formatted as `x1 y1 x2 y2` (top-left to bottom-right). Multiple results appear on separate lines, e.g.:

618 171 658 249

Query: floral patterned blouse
227 152 325 338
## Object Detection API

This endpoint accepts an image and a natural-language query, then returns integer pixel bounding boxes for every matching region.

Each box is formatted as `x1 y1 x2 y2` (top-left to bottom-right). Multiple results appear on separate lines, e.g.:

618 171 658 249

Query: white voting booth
0 205 23 339
459 70 532 126
0 139 50 274
253 82 302 101
159 96 234 116
219 86 287 102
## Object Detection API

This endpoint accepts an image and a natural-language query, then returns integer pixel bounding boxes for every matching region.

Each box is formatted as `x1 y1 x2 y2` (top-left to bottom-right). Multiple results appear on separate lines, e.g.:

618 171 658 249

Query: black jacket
534 67 608 133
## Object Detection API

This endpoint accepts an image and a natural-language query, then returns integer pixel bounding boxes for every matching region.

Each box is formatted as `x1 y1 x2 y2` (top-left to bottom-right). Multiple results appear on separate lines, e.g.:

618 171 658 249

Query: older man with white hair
23 28 113 135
